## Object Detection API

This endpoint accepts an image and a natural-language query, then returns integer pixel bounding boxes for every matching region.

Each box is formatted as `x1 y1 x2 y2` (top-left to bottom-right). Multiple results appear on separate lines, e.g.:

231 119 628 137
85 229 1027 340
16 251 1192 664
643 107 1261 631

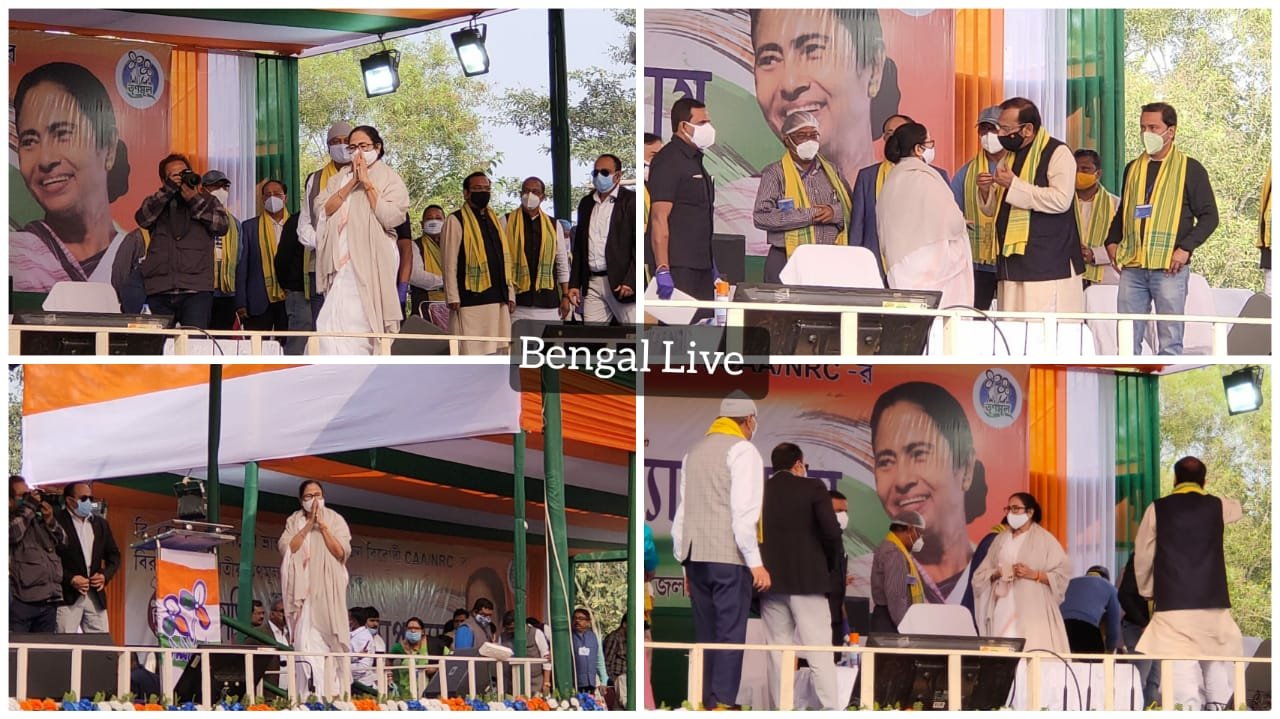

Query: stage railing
646 640 1271 711
9 642 544 706
8 325 512 356
644 298 1272 356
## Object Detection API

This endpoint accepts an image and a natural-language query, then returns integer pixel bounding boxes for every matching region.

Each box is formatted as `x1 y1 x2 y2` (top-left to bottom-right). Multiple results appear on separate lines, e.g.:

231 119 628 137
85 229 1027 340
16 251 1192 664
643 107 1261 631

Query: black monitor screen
864 633 1023 710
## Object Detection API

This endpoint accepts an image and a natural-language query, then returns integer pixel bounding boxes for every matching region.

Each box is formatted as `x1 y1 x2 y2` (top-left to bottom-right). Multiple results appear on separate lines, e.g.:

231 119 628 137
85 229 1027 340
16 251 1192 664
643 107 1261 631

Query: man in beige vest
671 392 770 709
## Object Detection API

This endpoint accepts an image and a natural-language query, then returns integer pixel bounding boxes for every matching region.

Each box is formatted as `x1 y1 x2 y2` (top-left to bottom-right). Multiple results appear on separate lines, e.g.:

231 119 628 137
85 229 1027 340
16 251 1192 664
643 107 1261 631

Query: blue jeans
1122 619 1159 707
146 291 213 329
685 561 752 708
1116 267 1189 355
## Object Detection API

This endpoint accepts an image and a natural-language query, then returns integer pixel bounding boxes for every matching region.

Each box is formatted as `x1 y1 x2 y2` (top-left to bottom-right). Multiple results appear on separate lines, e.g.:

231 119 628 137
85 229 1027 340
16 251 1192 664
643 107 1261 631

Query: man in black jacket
758 443 843 710
10 476 66 632
569 154 636 324
272 213 307 355
54 482 120 633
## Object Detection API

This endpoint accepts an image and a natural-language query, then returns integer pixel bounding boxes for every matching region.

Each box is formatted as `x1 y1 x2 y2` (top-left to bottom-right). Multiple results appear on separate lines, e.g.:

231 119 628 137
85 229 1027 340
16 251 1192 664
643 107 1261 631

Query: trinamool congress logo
115 49 163 109
973 368 1022 428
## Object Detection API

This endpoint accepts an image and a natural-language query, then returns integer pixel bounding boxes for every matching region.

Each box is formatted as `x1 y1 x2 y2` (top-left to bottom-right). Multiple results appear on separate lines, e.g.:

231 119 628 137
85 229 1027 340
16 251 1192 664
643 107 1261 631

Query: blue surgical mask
405 630 423 643
593 172 615 194
75 499 94 518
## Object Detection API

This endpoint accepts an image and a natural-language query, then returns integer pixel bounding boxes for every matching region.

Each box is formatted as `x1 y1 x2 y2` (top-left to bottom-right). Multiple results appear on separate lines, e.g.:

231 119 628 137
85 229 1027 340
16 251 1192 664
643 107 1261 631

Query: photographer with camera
54 482 120 634
130 153 229 328
9 476 66 633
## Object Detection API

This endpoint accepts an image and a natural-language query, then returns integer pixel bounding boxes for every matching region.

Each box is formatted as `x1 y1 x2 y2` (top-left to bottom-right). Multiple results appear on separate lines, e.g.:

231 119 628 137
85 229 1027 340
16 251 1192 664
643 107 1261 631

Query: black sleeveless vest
1152 492 1230 611
995 136 1085 282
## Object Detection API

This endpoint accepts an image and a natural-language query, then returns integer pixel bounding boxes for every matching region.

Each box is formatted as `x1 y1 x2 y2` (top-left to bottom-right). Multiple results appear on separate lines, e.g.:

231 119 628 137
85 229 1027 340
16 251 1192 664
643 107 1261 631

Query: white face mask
793 139 820 162
911 534 924 553
303 498 317 514
685 121 716 150
523 192 542 210
210 188 230 206
1142 130 1168 155
362 149 379 167
264 196 285 214
329 144 351 164
981 132 1003 155
1007 512 1030 530
920 146 936 165
835 511 849 531
423 219 444 236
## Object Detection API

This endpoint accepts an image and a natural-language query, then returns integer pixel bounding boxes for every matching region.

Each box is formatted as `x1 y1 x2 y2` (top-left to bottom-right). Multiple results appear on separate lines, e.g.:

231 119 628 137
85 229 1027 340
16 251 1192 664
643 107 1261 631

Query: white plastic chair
896 604 978 637
779 245 886 289
42 281 120 313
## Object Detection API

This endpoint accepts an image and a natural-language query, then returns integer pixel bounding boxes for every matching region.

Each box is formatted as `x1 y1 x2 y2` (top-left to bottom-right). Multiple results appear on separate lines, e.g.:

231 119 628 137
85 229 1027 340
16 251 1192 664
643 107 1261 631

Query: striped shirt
753 159 849 248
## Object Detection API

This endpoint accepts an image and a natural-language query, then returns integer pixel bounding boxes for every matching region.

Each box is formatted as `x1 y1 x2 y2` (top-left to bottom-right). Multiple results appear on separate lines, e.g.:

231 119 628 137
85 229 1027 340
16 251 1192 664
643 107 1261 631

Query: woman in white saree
314 125 409 355
279 480 352 699
876 122 974 309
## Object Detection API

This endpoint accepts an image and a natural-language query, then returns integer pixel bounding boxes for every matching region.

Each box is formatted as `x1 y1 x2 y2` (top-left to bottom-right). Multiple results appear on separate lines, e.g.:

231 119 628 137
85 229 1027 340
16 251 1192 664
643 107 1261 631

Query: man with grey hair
869 510 928 633
671 391 768 709
752 110 854 283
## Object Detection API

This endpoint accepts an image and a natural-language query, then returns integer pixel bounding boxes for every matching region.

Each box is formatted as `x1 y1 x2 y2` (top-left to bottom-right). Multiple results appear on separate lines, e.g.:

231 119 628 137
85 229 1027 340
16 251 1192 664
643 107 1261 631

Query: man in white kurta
1134 456 1243 710
279 490 352 699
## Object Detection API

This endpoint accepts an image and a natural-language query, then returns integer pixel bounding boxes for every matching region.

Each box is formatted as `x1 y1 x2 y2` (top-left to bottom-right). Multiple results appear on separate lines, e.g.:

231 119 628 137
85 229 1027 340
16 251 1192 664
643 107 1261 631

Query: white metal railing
647 640 1272 711
645 298 1272 357
8 325 512 356
9 642 544 706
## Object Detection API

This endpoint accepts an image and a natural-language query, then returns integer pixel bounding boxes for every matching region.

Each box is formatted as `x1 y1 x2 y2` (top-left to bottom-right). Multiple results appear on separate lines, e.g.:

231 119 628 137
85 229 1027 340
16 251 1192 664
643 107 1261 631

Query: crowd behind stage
645 95 1271 355
12 60 637 356
9 477 630 705
659 393 1248 710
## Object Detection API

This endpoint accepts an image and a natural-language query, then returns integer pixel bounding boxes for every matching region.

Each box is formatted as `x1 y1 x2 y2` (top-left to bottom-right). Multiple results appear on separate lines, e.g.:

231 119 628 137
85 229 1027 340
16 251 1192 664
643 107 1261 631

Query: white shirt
71 512 95 575
671 437 766 568
350 627 384 684
408 239 444 291
979 144 1076 217
298 172 321 251
268 214 285 244
587 185 621 272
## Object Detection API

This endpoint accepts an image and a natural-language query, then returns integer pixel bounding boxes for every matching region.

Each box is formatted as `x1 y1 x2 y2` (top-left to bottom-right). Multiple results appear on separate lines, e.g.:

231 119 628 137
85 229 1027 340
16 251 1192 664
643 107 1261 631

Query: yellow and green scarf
418 234 446 302
506 209 558 293
460 203 513 294
258 211 289 303
1259 165 1271 249
1116 146 1188 270
1001 127 1052 258
1075 189 1116 283
643 185 651 233
780 153 852 257
874 160 893 198
963 152 1002 265
1170 482 1206 496
886 531 925 605
306 162 342 299
214 212 239 294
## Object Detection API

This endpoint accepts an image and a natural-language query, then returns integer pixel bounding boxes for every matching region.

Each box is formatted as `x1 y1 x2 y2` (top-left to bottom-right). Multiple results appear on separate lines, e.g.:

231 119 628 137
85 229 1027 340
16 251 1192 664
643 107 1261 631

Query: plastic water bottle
714 277 730 326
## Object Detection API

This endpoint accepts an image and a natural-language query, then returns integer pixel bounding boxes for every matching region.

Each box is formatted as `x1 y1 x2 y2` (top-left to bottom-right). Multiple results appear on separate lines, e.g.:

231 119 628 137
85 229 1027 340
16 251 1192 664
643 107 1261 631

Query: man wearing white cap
295 121 353 340
671 392 769 709
870 510 928 633
752 110 854 284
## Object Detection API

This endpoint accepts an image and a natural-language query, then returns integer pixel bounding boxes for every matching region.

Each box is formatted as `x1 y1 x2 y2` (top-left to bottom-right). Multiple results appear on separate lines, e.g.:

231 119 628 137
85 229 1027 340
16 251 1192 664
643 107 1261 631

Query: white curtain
206 52 258 222
1065 369 1116 577
1003 9 1069 140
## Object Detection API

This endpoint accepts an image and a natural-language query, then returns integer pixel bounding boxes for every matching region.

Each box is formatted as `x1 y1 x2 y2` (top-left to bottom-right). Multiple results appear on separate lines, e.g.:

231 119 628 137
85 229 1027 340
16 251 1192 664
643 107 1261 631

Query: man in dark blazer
758 443 844 710
569 154 636 324
54 482 121 633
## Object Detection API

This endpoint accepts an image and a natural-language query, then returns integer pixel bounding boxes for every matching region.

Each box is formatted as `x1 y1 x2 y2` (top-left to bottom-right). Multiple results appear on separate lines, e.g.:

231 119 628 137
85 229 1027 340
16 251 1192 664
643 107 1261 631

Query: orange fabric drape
953 9 1005 168
1028 367 1068 546
169 49 208 170
519 370 636 454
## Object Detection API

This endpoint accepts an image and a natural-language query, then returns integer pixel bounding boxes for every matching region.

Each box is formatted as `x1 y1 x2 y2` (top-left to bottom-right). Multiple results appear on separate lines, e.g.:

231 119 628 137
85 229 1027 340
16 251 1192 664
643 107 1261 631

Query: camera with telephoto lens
179 169 201 188
15 489 45 517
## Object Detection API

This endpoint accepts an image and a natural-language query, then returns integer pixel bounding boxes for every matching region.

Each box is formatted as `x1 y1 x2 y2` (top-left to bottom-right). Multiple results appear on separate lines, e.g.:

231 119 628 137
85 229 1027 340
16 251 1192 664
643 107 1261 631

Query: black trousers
1065 618 1106 655
974 269 998 310
10 596 58 633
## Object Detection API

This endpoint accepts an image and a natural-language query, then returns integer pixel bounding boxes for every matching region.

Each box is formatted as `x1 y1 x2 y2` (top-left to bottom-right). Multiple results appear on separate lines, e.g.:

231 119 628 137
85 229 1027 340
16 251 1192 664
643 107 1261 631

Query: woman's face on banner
752 9 878 167
872 400 972 538
17 81 114 218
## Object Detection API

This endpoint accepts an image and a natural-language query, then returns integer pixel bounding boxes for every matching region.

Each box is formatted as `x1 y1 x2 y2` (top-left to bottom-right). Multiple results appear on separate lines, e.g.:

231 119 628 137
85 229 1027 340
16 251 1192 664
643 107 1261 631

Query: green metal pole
548 10 572 221
236 461 260 643
207 365 222 524
541 367 574 697
626 452 637 710
513 431 528 692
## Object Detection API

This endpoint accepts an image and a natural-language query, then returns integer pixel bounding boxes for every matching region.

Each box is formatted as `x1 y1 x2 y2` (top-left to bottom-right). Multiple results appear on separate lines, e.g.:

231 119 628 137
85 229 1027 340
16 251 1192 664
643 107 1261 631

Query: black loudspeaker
9 632 118 699
712 234 746 283
1227 293 1271 355
171 645 277 704
391 316 452 355
12 312 175 355
422 648 494 698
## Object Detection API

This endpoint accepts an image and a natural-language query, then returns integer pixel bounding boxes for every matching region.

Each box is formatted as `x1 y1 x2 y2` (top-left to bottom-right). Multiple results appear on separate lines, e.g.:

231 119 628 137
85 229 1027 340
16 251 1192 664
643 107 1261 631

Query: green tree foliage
574 560 628 637
298 36 499 220
1158 366 1270 638
495 10 637 194
1125 9 1271 291
8 366 22 476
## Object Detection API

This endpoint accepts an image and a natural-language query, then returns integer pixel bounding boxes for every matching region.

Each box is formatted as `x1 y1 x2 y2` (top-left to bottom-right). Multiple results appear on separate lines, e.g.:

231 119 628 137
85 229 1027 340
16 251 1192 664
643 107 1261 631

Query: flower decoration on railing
12 691 609 712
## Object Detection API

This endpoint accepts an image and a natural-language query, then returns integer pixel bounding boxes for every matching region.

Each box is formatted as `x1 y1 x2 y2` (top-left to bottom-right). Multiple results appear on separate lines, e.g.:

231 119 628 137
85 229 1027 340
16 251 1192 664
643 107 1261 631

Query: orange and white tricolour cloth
22 365 520 485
